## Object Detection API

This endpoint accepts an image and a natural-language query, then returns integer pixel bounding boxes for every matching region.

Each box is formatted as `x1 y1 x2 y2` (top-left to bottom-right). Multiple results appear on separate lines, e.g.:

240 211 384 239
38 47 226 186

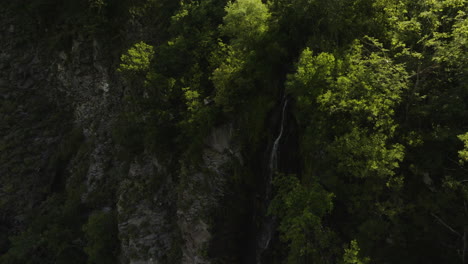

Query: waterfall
256 96 288 264
269 98 288 178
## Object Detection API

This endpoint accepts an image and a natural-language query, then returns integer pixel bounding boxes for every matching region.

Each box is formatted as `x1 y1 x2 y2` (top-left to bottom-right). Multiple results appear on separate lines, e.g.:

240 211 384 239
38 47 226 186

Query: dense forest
1 0 468 263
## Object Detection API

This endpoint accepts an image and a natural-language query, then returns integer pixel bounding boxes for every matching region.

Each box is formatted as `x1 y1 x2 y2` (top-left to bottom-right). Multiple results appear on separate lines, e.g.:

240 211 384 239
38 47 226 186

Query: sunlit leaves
320 42 407 179
221 0 271 48
211 46 247 111
286 48 335 108
457 132 468 162
431 11 468 69
341 240 370 264
182 86 202 122
118 41 155 75
318 41 408 131
329 128 404 178
269 174 335 263
212 0 272 112
288 40 407 180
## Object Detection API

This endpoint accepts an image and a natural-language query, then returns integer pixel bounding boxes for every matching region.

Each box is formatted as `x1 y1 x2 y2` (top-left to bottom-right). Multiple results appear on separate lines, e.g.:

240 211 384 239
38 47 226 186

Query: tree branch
431 213 461 237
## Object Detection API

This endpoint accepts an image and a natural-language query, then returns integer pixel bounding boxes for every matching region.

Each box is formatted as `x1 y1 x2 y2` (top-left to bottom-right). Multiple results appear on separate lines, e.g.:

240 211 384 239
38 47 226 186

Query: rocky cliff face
0 8 247 264
4 1 467 263
178 125 240 264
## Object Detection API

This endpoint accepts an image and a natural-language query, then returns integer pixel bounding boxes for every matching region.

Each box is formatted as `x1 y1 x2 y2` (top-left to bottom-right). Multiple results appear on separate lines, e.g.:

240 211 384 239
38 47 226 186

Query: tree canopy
2 0 468 263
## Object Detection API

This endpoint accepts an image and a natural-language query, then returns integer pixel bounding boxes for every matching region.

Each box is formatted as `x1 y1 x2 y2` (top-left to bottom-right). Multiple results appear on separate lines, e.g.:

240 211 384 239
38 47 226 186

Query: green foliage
288 49 334 90
0 191 88 264
89 0 106 11
286 48 335 123
118 41 155 75
317 40 408 132
457 132 468 162
128 0 157 18
341 240 370 264
211 45 247 111
83 211 119 264
269 174 335 263
285 37 413 263
212 0 274 114
5 0 468 263
289 40 408 180
221 0 271 48
431 10 468 68
183 86 202 117
329 128 405 179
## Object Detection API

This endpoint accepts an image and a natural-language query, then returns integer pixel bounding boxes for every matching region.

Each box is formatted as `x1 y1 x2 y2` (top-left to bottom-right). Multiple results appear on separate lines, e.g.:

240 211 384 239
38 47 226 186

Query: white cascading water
256 97 288 264
269 98 288 179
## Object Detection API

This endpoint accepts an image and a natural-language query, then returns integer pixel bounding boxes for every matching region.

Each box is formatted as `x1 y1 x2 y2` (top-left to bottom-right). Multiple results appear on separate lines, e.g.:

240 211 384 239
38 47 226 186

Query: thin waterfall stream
269 98 288 180
256 96 288 264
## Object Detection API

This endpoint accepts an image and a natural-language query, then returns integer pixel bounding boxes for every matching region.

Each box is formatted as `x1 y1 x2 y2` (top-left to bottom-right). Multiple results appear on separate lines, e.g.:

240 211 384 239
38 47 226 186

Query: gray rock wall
0 9 243 263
